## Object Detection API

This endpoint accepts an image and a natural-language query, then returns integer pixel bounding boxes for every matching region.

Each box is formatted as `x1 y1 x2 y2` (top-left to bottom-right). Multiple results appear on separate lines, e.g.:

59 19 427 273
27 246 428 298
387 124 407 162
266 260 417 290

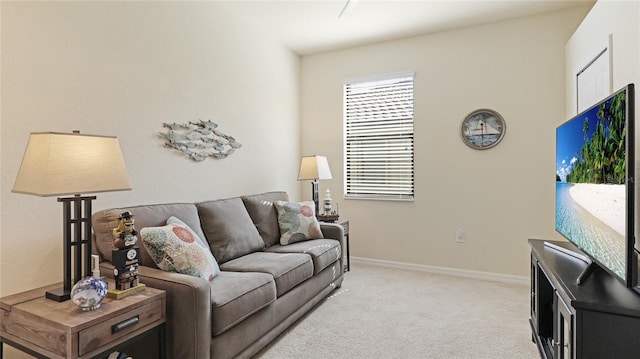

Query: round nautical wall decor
460 109 506 150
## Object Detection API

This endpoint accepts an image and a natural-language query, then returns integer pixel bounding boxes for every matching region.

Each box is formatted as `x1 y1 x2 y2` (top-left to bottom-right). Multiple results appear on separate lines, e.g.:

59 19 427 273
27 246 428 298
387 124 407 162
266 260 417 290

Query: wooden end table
337 219 350 272
319 218 350 272
0 281 166 359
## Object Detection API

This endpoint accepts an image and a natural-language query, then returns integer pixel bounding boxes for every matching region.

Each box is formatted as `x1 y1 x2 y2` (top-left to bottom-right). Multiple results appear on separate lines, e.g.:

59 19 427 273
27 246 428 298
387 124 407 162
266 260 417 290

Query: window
344 73 414 200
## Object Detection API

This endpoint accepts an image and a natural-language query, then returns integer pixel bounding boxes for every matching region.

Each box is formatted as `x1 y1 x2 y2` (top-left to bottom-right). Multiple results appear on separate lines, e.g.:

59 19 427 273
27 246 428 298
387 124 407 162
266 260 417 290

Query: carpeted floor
255 262 539 359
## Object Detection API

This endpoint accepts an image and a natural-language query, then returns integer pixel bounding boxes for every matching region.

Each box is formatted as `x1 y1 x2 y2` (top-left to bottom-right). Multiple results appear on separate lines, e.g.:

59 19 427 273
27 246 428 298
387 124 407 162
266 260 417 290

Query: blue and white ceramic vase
71 276 108 311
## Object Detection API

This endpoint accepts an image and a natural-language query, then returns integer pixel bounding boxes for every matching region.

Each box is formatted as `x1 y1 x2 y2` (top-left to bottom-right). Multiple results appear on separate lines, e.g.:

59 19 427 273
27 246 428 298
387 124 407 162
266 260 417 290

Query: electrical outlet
456 228 465 243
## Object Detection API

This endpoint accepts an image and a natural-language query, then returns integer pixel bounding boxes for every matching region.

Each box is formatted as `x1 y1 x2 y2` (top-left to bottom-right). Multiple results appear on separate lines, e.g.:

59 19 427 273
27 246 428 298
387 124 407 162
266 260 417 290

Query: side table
0 281 166 359
331 219 350 272
317 218 350 271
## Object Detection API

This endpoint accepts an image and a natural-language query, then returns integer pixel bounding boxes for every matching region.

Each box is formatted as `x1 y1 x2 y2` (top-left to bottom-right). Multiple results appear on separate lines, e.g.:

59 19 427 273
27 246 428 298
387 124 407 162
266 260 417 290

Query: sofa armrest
320 222 344 241
100 262 211 359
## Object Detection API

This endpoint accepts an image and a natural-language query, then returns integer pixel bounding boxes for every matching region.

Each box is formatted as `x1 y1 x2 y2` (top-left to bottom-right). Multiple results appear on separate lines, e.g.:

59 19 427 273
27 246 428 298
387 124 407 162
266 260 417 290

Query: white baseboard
350 256 529 286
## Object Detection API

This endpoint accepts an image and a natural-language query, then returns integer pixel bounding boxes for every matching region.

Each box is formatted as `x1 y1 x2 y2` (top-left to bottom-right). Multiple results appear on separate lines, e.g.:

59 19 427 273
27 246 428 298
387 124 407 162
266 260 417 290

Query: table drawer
78 299 163 356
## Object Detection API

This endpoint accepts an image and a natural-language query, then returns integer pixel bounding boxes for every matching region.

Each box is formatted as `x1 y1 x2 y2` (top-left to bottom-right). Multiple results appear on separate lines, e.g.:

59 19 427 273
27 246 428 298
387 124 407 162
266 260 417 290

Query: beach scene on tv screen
555 90 627 281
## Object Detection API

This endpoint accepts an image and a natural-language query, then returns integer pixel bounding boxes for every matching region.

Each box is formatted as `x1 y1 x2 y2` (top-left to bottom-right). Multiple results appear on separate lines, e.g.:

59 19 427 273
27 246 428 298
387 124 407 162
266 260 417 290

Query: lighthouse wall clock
460 109 506 150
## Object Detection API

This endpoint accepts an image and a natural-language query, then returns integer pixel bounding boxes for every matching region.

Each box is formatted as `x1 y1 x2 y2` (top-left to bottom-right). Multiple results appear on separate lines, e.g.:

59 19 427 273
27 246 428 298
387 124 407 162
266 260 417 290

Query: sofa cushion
266 239 341 275
92 203 205 269
210 271 276 335
241 191 289 248
219 252 313 297
197 197 265 264
274 200 324 245
139 216 220 281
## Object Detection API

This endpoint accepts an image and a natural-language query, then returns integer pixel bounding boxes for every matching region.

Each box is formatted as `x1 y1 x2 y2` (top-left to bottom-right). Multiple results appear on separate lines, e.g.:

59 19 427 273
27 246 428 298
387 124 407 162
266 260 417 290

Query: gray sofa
92 191 344 359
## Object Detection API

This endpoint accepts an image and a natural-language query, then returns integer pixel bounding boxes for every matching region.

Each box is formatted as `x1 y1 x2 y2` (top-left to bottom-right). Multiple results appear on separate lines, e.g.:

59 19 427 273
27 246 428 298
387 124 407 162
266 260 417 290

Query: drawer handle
112 315 140 333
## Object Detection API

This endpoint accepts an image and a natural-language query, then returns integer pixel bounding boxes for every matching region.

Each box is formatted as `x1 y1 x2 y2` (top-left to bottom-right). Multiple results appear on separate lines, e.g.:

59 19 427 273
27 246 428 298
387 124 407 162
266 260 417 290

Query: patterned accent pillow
274 200 324 245
140 216 220 281
167 216 212 250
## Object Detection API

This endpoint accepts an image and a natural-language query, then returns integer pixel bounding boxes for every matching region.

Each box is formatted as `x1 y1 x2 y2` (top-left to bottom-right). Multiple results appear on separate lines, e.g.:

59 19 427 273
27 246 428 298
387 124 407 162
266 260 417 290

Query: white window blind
344 74 414 200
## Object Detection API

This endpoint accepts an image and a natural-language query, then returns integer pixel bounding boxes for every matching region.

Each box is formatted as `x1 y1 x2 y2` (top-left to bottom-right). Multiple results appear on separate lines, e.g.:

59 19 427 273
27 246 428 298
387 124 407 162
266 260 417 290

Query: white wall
300 6 591 277
566 1 639 119
565 0 640 169
0 1 300 299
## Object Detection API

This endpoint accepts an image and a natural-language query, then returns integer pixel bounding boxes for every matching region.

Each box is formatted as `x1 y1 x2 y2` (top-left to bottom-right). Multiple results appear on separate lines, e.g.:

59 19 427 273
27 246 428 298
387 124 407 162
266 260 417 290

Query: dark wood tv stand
529 239 640 359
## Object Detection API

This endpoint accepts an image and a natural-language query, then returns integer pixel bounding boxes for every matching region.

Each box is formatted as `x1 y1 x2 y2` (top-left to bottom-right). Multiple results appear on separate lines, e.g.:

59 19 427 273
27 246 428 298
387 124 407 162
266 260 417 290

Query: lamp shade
298 155 332 180
12 132 132 197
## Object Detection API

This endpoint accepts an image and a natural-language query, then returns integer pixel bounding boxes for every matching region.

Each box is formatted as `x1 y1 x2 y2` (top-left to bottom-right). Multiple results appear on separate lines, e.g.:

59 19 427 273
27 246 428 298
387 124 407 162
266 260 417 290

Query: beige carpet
255 262 539 359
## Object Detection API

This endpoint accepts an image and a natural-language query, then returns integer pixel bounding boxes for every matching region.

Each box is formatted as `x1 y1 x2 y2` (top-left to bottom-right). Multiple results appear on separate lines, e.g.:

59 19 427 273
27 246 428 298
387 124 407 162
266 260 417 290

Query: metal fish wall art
159 120 242 161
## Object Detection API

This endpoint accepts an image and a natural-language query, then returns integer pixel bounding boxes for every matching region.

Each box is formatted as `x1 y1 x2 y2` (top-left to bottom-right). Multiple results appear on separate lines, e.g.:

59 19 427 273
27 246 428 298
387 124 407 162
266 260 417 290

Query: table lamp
297 155 332 215
12 131 132 301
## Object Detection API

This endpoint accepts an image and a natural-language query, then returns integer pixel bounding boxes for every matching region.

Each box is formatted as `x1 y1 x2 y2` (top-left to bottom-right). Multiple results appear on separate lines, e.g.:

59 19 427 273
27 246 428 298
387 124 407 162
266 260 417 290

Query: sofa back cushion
197 197 264 264
241 191 289 248
92 203 204 269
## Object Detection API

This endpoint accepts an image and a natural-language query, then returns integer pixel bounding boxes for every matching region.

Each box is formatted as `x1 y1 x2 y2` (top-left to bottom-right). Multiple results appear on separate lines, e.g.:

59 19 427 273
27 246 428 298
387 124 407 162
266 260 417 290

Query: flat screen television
555 83 636 288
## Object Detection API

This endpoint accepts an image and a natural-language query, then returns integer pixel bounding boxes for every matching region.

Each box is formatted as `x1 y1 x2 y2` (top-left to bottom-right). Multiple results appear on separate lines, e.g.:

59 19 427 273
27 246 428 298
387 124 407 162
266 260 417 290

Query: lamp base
311 180 319 216
45 287 71 302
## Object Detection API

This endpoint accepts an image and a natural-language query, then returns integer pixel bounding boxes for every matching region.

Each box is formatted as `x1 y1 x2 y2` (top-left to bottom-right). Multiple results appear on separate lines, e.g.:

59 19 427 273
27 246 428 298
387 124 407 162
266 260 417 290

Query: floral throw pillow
274 200 324 245
140 216 220 281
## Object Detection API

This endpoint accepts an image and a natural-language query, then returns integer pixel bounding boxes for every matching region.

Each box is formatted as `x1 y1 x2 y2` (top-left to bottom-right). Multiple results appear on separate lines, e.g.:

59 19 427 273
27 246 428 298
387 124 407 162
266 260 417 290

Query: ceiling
218 0 595 56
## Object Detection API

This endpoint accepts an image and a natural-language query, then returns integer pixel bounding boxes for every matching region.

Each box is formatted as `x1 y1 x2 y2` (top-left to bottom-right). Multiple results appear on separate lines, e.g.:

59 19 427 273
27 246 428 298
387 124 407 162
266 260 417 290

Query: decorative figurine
112 211 141 293
113 262 140 290
323 189 333 216
112 211 138 249
318 189 340 222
